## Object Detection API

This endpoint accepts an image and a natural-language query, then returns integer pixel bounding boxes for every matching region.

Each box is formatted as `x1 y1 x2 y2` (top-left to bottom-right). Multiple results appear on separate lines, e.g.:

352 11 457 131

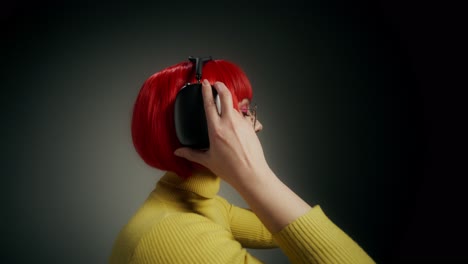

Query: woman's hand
174 79 311 233
174 79 269 187
173 82 374 262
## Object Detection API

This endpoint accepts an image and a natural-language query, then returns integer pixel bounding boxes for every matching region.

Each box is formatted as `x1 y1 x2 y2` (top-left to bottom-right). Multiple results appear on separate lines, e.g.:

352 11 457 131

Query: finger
213 82 233 118
174 148 206 165
201 79 220 125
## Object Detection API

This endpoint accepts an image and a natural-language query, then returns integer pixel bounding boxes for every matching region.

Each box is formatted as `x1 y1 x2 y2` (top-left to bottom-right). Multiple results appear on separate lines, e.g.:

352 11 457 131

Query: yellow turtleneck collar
157 171 221 199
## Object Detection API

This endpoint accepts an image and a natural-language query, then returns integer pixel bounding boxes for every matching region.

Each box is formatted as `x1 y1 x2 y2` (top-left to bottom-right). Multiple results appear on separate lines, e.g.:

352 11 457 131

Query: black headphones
174 56 221 150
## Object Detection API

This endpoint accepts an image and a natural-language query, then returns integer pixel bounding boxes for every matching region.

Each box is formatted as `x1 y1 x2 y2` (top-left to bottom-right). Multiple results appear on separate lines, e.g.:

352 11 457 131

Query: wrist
229 164 276 195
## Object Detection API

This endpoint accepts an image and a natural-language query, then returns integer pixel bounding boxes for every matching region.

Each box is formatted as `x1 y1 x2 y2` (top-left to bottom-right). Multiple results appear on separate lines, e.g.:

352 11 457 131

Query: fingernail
174 149 181 156
203 79 209 85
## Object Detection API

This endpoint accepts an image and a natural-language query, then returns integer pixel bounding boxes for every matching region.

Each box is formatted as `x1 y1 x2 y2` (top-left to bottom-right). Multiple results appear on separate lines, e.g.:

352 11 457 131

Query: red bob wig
131 60 253 178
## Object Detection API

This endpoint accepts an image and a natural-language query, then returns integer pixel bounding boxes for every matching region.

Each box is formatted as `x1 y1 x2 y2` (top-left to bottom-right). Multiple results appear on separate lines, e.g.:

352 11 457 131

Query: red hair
131 60 253 178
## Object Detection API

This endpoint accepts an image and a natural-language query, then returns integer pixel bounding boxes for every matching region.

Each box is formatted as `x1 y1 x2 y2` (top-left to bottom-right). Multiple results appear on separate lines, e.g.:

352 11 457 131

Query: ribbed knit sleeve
130 213 264 264
229 205 277 249
272 206 375 264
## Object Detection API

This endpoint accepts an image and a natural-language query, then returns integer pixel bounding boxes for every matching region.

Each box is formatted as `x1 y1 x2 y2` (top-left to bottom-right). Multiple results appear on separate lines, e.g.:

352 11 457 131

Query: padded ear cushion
215 94 222 115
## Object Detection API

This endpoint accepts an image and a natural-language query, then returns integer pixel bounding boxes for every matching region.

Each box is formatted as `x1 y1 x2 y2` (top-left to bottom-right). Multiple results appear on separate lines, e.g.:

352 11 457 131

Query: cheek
238 98 250 112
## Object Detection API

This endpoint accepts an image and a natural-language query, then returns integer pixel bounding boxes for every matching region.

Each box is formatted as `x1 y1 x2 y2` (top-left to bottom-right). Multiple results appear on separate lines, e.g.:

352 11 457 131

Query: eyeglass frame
241 104 257 129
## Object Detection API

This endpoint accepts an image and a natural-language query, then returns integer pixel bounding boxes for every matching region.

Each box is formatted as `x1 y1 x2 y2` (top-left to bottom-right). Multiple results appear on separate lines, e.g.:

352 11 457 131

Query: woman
110 59 375 263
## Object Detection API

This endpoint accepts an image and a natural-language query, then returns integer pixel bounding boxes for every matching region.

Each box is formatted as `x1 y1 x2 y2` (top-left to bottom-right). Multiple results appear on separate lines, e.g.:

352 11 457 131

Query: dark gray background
2 0 466 263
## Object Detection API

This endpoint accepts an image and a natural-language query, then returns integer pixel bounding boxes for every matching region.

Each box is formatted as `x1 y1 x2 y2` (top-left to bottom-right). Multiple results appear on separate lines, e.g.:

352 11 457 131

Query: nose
254 119 263 133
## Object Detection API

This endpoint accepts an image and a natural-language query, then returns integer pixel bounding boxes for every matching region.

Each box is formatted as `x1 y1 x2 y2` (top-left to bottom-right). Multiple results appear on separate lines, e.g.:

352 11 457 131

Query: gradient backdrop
3 0 465 263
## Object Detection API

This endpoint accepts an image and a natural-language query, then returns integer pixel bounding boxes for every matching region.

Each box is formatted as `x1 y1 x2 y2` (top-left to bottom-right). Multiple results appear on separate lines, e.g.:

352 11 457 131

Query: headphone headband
188 56 213 83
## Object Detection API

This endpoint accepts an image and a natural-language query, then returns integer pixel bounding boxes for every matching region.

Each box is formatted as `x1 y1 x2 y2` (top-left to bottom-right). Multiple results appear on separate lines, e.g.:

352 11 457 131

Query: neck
157 170 220 199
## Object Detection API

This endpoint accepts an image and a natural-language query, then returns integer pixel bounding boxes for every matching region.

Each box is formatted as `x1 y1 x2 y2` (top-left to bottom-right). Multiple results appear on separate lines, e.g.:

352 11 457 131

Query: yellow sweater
109 172 374 263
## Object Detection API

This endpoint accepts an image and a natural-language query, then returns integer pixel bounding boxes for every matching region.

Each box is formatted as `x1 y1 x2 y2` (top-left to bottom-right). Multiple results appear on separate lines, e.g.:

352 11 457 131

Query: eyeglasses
241 104 257 129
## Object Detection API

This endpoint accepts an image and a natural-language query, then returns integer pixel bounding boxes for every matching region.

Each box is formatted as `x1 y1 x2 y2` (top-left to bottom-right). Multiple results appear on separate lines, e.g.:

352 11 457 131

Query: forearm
228 205 277 248
230 166 375 263
229 165 312 234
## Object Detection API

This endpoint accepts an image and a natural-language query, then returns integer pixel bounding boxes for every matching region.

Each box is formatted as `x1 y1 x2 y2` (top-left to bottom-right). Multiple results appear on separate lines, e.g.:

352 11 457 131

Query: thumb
174 148 205 164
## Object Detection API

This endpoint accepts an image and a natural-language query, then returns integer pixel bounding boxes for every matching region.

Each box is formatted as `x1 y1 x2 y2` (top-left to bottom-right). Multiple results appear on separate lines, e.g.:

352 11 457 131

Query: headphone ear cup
174 83 210 149
174 84 222 149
